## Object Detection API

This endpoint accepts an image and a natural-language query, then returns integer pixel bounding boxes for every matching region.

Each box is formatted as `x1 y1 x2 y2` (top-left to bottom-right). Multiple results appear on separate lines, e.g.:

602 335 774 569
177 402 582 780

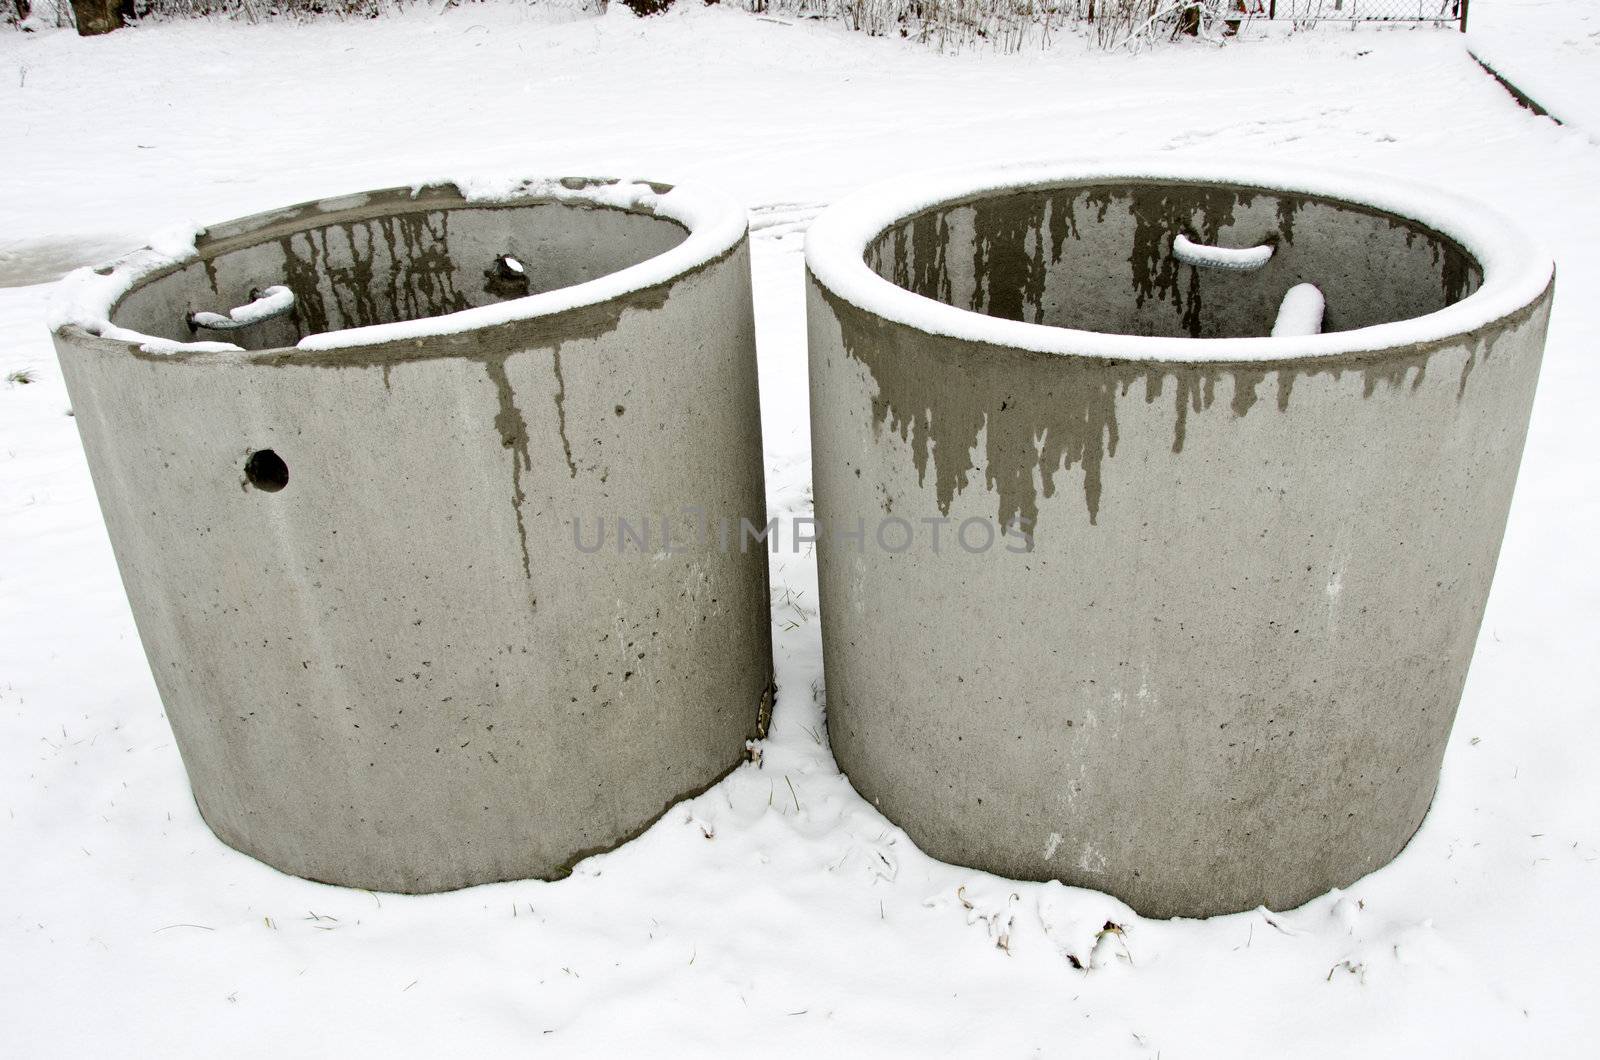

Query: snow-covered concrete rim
49 176 747 357
804 160 1555 364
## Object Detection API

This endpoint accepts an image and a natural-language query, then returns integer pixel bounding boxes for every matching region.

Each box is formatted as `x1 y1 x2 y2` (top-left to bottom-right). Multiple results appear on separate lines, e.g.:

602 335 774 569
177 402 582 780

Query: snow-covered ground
1468 0 1600 135
1 6 1596 1055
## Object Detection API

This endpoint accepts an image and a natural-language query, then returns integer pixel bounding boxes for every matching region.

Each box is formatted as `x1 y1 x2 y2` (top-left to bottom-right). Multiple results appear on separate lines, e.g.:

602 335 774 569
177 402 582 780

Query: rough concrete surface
53 183 774 893
808 178 1552 918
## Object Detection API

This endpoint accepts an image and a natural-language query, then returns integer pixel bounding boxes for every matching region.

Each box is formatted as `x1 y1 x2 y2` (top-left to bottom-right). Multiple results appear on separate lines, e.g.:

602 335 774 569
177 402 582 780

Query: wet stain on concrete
200 255 222 297
823 183 1535 540
100 199 737 598
552 346 578 479
870 183 1477 340
483 358 535 578
236 272 681 586
276 212 471 339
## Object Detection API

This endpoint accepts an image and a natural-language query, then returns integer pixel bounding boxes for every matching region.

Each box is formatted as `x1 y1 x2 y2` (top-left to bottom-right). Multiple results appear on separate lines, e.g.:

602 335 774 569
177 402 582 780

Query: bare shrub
9 0 1239 52
743 0 1240 52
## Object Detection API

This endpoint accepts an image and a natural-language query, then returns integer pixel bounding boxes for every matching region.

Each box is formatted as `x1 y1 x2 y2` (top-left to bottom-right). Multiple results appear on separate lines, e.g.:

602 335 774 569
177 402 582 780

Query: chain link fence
1252 0 1465 28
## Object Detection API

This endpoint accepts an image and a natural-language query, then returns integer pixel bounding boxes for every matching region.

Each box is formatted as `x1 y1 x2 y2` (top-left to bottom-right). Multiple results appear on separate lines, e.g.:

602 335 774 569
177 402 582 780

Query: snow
1272 282 1325 337
97 323 245 355
3 5 1600 1055
804 159 1551 362
46 236 197 339
188 283 295 331
1468 0 1600 137
1172 231 1274 271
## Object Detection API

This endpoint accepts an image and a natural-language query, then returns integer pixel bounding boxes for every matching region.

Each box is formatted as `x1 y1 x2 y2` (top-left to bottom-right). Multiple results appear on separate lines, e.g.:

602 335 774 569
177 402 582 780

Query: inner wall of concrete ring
54 192 774 893
806 186 1552 919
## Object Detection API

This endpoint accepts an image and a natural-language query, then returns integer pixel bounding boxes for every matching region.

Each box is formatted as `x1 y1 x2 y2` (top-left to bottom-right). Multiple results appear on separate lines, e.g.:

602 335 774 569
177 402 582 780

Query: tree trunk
70 0 124 35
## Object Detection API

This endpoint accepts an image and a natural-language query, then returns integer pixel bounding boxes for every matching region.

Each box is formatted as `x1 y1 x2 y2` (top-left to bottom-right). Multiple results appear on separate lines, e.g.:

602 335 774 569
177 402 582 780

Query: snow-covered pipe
1172 232 1274 271
187 284 295 332
1271 282 1325 337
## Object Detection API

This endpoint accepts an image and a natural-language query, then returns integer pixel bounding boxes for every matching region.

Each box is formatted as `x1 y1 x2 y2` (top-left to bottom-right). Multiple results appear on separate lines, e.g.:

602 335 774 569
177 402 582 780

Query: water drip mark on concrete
274 211 470 344
484 358 534 579
826 289 1495 541
552 346 577 479
1230 367 1267 418
200 255 221 297
223 286 682 590
126 217 742 607
827 183 1532 541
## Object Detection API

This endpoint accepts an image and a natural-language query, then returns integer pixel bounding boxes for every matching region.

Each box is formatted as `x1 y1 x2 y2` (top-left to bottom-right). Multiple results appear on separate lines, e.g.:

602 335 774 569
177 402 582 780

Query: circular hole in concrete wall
244 449 289 492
